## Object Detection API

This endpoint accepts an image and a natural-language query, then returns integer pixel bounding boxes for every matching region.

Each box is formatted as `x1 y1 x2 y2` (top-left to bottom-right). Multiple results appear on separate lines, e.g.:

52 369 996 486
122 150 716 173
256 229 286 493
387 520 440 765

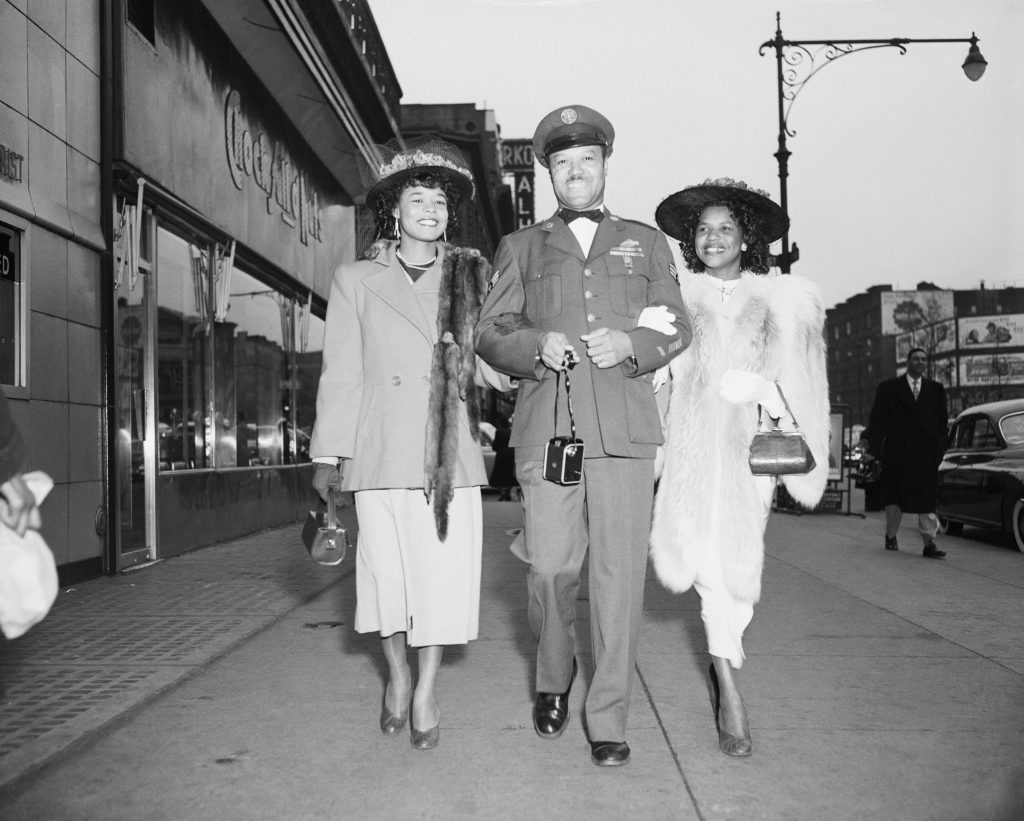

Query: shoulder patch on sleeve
487 268 502 295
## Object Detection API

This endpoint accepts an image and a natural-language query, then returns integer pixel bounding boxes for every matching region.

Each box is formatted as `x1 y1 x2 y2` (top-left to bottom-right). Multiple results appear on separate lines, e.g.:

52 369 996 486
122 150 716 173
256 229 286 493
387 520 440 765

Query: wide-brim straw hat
362 136 475 211
655 177 789 243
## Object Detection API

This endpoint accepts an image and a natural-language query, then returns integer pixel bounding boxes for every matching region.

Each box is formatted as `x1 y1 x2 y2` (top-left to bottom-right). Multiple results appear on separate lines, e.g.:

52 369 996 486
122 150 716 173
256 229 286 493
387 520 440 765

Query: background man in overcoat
861 347 949 558
475 105 691 767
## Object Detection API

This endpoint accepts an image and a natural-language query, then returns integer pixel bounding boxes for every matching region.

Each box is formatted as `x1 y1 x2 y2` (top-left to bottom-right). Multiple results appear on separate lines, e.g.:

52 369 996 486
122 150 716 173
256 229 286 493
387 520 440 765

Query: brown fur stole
423 246 490 540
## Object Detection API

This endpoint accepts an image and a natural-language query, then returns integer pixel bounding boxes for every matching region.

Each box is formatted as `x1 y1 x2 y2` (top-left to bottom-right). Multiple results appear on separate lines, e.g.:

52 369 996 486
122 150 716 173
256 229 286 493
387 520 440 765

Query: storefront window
0 221 24 386
216 267 289 466
156 228 210 470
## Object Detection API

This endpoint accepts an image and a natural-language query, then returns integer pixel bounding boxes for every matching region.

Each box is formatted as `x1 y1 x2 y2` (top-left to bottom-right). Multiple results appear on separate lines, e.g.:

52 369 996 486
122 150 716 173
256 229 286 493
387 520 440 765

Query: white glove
637 305 676 336
719 370 785 418
652 366 669 393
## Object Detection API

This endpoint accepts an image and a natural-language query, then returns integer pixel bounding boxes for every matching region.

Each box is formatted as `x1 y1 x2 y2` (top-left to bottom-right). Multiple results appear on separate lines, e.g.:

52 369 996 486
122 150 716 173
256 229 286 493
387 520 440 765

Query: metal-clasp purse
302 488 348 566
748 384 817 476
543 365 584 485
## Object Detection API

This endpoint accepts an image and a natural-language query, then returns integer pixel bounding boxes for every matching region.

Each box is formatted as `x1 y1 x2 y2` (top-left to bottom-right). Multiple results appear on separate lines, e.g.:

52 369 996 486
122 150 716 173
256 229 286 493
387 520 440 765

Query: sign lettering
0 144 24 184
501 140 535 172
224 90 322 245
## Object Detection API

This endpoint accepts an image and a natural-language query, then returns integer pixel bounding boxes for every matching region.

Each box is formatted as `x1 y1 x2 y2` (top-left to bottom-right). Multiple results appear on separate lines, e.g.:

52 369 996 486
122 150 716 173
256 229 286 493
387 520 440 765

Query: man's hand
537 331 579 371
0 474 41 537
312 462 343 503
582 328 634 369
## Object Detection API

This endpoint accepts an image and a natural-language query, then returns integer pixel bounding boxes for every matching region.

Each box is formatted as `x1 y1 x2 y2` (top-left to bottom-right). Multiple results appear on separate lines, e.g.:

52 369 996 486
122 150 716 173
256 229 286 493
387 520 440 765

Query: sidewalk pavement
1 494 1023 820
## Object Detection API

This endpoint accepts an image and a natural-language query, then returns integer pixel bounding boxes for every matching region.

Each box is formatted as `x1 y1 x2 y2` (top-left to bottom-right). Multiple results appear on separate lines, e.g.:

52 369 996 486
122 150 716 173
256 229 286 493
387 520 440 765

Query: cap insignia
560 108 578 124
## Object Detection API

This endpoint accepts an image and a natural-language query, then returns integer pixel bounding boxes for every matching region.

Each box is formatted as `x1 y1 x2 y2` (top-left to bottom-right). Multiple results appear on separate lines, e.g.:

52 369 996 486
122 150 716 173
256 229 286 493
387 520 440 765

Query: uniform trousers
693 474 775 670
513 456 654 743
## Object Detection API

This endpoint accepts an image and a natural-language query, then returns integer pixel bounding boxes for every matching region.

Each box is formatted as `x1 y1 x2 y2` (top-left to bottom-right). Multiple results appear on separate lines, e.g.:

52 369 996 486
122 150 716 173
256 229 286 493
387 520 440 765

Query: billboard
895 317 956 361
958 314 1024 347
879 290 954 336
959 354 1024 387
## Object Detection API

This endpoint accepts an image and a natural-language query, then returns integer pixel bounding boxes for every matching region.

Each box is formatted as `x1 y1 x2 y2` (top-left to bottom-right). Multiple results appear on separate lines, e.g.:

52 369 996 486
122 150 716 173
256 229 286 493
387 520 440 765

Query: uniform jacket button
587 313 596 323
584 268 593 277
391 375 402 386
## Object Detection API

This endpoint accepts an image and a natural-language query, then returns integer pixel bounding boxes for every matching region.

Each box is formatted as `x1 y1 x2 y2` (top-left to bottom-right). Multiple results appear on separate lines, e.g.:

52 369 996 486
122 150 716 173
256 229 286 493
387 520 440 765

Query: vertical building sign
501 140 535 229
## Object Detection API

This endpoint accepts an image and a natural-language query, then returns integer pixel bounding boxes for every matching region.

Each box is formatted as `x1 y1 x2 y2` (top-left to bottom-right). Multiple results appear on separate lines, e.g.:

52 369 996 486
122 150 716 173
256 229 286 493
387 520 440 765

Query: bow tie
559 208 604 224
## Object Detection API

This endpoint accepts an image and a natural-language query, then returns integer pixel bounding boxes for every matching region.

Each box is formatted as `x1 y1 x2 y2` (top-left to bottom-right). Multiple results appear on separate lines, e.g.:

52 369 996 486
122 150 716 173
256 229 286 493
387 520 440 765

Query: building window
845 321 851 336
0 220 24 387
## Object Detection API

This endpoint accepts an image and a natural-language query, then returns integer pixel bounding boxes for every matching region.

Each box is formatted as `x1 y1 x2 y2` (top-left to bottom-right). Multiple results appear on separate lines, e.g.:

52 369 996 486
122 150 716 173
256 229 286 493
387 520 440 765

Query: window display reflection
216 268 289 466
156 229 210 470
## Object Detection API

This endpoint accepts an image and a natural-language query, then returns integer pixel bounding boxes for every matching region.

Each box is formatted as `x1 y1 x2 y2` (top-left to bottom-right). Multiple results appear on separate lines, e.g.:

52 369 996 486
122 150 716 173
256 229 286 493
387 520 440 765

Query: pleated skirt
353 487 482 647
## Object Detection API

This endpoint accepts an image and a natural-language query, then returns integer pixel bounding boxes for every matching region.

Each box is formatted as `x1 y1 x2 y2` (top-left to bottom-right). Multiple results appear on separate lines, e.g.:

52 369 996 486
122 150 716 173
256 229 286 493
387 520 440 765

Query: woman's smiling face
394 185 448 242
695 204 744 279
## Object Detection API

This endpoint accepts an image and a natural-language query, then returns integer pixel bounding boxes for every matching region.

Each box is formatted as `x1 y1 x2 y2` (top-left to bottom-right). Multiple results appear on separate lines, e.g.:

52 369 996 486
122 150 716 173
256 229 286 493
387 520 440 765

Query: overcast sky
371 0 1021 312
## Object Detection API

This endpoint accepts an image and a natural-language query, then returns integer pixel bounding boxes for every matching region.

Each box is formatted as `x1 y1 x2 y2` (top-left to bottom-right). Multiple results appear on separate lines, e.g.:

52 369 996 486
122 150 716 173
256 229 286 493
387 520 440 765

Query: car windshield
999 412 1024 445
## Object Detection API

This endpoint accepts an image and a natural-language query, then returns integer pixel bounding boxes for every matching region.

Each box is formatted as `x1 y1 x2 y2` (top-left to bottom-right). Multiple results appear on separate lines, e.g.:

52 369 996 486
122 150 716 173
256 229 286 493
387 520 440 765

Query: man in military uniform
475 105 691 767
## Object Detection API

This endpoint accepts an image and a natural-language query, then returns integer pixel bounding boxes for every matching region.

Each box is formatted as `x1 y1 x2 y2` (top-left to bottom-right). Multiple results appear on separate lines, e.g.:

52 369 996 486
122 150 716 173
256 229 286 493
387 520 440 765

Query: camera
543 436 584 485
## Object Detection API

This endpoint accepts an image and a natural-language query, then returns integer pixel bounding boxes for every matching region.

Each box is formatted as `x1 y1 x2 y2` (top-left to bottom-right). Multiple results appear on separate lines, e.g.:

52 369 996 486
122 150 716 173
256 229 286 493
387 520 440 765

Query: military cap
532 105 615 168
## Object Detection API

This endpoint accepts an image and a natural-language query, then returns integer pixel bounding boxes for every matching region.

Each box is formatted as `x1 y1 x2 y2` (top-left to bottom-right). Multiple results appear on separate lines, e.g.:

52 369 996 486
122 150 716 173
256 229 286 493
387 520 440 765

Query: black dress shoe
590 740 630 767
885 536 899 551
533 659 577 739
923 541 947 559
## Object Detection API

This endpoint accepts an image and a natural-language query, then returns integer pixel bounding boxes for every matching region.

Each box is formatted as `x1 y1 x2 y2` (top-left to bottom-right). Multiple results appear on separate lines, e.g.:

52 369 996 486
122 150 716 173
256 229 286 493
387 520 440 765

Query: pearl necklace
396 249 437 270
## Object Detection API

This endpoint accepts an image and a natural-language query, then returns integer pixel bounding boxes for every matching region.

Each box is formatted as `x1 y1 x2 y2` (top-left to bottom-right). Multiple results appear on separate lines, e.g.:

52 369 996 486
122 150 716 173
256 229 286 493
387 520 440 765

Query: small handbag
543 366 584 485
748 384 817 476
301 488 348 566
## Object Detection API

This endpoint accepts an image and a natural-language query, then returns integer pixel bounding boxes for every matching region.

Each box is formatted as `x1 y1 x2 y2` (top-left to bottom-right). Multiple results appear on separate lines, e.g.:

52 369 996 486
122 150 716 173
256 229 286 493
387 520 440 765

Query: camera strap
553 360 578 441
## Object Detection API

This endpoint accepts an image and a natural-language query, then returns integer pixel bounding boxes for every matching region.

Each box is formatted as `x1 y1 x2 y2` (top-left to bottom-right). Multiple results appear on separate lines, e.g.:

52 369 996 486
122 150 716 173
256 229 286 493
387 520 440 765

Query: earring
394 217 401 240
443 229 448 243
741 243 748 252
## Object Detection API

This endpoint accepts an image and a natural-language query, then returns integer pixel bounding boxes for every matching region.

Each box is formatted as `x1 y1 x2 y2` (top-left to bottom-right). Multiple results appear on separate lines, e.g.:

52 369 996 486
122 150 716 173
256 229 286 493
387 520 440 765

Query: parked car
935 399 1024 551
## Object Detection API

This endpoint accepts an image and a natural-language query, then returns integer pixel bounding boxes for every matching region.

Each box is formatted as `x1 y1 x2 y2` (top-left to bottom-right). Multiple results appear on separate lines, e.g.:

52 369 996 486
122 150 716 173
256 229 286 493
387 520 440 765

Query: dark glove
312 462 343 503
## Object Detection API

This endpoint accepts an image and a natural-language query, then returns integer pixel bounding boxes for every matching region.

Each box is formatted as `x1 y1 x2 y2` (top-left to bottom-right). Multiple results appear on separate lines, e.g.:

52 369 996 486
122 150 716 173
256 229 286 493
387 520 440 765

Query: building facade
1 0 514 582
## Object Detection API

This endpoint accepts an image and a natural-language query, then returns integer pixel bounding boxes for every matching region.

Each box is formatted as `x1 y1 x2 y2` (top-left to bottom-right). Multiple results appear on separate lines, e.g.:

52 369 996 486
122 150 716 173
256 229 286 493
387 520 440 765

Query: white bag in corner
0 471 58 639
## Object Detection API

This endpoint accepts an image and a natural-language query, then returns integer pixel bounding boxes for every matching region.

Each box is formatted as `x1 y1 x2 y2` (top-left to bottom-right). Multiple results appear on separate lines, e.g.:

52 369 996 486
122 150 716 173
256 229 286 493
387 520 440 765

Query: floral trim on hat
694 177 772 200
378 150 473 184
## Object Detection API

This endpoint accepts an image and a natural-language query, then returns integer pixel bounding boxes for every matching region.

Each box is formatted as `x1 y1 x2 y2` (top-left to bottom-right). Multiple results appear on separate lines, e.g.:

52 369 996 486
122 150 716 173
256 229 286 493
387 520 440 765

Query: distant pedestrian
860 348 949 558
649 178 830 757
310 137 505 751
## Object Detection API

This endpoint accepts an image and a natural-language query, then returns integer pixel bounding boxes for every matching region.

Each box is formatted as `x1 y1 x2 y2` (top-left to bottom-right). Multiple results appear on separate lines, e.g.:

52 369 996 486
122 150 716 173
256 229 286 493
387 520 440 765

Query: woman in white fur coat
649 179 829 757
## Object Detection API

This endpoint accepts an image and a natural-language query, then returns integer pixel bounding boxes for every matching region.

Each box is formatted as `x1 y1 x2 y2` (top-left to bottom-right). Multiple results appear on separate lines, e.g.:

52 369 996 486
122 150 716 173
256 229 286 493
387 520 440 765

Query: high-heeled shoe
707 662 752 757
410 723 440 750
379 684 409 736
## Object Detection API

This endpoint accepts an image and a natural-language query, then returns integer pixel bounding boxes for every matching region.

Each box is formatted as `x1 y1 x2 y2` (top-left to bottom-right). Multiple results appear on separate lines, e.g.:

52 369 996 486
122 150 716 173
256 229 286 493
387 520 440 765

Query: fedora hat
655 178 789 243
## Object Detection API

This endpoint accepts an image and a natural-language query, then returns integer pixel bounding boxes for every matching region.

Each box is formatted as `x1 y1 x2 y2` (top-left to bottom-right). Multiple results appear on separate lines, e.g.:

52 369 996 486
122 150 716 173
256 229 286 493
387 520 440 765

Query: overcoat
864 375 947 511
309 242 487 490
649 273 830 604
475 211 691 459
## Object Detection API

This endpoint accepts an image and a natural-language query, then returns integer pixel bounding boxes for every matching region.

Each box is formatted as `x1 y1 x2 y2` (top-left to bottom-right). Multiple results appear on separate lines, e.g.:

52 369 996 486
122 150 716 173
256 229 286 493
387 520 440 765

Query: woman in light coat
649 179 829 757
310 138 499 750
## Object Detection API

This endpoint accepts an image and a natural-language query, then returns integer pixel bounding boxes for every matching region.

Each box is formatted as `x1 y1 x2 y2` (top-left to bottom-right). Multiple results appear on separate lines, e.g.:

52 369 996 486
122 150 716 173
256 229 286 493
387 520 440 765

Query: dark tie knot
558 208 604 224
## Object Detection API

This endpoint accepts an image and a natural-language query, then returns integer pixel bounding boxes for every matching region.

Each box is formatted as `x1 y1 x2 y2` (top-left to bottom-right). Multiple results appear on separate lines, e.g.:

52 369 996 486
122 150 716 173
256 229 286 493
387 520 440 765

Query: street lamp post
760 12 987 273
